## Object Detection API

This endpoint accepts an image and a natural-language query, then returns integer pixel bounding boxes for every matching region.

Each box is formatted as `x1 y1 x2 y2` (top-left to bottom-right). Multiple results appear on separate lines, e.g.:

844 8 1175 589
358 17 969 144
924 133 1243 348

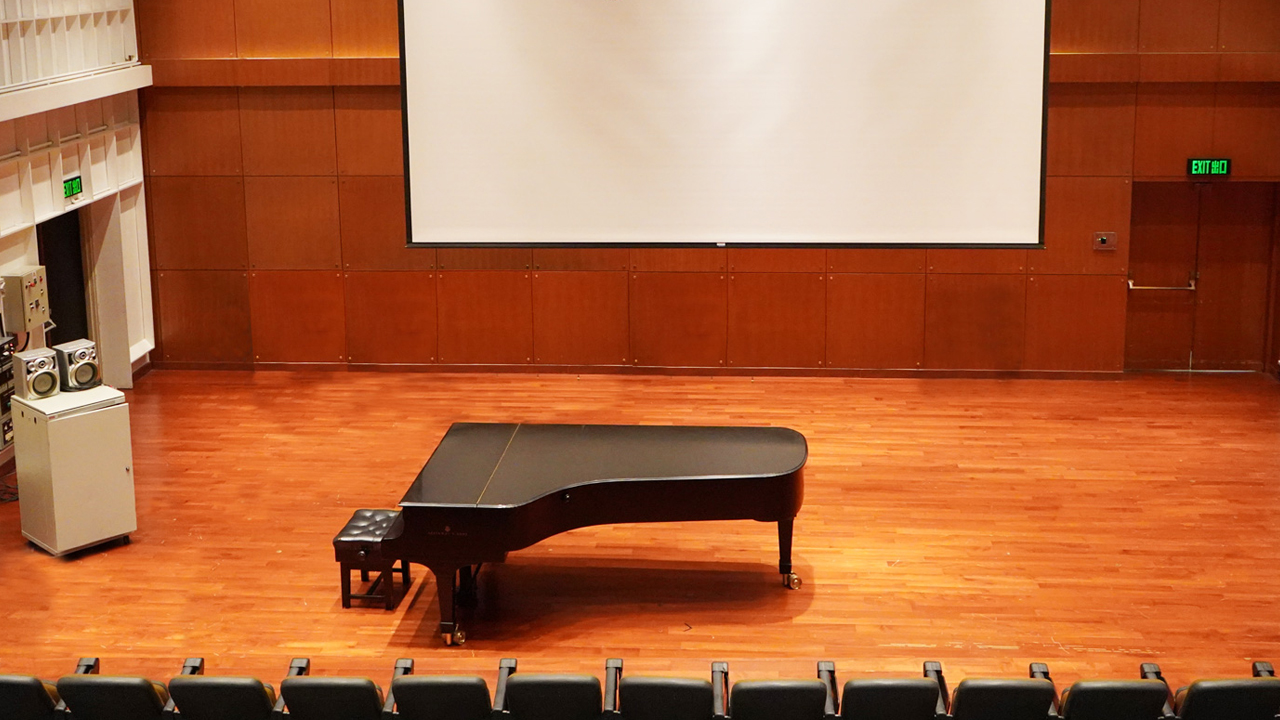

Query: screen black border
398 0 1052 250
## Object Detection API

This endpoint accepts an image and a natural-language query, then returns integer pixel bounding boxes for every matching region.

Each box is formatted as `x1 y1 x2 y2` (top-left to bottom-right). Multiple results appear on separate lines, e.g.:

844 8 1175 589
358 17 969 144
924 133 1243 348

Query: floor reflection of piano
382 423 808 645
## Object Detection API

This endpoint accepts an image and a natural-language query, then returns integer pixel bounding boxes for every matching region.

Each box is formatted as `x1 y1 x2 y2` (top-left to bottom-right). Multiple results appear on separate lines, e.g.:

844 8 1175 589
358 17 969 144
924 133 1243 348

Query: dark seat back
281 677 384 720
619 676 714 720
950 678 1055 720
1176 679 1280 720
840 679 940 720
168 676 277 720
56 676 170 720
0 675 60 720
729 680 828 720
1060 680 1169 720
391 676 492 720
504 674 602 720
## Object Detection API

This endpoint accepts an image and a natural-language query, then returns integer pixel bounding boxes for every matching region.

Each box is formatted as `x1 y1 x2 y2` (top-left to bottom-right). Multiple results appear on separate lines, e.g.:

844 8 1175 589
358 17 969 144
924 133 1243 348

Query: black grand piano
381 423 808 645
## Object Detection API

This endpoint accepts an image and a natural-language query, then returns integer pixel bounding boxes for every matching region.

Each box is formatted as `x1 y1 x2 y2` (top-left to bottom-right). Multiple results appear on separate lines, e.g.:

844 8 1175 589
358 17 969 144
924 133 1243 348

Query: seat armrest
56 658 101 716
381 658 415 720
164 658 207 717
603 659 623 714
1028 663 1060 718
1253 662 1275 678
494 658 518 713
711 662 728 720
818 661 838 718
1140 663 1175 718
924 661 949 717
273 658 312 719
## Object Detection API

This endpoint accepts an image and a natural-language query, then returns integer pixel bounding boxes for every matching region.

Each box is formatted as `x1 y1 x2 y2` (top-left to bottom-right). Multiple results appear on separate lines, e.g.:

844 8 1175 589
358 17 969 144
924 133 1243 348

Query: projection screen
399 1 1050 246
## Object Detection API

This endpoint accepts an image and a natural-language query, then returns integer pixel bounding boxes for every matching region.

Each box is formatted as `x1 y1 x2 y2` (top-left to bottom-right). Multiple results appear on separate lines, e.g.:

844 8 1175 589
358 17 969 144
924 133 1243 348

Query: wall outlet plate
1093 232 1118 251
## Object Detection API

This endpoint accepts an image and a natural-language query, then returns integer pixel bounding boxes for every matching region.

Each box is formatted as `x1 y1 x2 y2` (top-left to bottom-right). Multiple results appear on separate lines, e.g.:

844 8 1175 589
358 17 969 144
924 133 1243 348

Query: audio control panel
0 335 13 450
1 266 49 333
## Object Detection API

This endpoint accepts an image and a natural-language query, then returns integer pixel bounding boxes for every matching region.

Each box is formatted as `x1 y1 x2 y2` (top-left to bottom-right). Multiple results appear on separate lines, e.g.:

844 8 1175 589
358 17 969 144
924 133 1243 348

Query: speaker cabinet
14 348 60 400
53 339 101 392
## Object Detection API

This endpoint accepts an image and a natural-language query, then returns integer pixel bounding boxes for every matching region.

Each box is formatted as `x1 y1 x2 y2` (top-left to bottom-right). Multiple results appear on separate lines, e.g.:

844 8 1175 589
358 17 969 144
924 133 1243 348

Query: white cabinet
13 384 135 555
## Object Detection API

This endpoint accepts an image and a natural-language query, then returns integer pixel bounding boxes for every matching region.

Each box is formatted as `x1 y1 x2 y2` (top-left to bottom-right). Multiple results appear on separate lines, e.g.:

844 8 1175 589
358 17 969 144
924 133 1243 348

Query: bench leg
385 564 396 610
399 559 411 587
340 563 352 609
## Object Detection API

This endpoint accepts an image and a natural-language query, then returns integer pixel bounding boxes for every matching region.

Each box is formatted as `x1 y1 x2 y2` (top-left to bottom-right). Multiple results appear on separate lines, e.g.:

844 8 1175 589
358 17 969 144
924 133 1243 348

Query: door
1126 182 1277 370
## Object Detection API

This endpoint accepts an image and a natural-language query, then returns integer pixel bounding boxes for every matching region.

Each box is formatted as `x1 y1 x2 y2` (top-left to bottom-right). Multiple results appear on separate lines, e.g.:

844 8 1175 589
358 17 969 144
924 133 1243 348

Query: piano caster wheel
443 630 466 646
784 573 802 590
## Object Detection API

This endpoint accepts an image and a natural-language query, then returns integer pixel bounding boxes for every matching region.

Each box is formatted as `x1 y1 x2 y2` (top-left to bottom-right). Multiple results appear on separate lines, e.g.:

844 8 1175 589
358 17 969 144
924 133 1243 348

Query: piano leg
778 519 801 590
457 564 480 607
433 566 465 646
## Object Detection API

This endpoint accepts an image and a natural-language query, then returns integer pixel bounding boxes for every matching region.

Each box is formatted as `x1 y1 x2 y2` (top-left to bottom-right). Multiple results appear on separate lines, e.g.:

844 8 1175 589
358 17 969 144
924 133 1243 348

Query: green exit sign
63 176 83 198
1187 158 1231 177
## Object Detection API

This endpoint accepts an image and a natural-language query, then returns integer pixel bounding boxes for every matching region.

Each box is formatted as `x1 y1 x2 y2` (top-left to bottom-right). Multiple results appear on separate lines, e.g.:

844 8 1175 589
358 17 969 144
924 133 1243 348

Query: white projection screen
399 1 1050 247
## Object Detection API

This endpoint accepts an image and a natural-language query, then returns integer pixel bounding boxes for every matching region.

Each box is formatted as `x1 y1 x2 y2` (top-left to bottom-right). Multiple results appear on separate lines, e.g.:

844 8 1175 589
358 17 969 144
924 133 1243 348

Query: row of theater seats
2 657 1279 720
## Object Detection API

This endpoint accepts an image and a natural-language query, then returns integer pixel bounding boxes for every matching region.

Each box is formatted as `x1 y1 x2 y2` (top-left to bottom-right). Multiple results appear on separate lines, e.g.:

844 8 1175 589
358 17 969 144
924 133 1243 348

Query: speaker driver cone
32 371 58 396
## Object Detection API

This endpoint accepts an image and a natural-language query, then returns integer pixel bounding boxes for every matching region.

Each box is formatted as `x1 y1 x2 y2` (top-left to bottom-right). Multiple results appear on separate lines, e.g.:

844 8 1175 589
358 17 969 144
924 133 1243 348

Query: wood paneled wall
138 0 1280 373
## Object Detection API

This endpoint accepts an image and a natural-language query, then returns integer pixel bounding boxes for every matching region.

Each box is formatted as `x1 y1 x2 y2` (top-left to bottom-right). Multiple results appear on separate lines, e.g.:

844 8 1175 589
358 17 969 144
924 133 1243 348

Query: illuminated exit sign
63 176 83 198
1187 158 1231 177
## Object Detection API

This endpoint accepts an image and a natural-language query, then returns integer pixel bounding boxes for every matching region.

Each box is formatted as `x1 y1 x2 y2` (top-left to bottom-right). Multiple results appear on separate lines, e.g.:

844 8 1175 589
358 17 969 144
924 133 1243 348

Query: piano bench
333 509 411 611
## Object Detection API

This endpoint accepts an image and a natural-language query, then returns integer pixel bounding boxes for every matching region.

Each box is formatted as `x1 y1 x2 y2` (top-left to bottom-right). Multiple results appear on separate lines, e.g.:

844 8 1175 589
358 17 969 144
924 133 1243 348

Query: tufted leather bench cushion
333 509 402 564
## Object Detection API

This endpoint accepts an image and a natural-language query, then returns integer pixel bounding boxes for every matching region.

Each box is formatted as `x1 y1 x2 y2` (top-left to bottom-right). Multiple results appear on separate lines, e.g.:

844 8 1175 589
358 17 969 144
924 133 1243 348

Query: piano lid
400 423 807 508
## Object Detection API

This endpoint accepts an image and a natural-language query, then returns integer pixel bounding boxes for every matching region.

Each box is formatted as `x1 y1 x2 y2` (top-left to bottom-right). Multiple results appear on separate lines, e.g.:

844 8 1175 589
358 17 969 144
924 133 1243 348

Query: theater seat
281 677 385 720
502 674 603 720
840 679 940 720
729 680 830 720
949 678 1056 720
168 676 277 720
56 675 170 720
390 676 492 720
619 676 715 720
1058 680 1169 720
0 675 61 720
1173 679 1280 720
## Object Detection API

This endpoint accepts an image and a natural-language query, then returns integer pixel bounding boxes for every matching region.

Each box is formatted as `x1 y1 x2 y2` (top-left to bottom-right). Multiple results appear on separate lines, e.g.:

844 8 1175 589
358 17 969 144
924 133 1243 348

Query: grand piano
381 423 808 645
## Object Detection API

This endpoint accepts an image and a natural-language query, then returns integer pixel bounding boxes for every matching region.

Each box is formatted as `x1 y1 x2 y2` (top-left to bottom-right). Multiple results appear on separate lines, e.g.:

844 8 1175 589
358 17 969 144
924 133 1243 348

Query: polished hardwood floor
1 371 1279 691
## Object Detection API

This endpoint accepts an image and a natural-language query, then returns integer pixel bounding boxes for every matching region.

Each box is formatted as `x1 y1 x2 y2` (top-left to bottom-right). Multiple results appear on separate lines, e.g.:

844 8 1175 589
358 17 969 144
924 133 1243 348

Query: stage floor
1 371 1278 689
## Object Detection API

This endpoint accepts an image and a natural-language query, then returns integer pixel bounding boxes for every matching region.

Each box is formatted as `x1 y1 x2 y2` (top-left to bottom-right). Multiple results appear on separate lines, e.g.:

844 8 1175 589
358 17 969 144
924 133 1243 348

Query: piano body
381 423 808 645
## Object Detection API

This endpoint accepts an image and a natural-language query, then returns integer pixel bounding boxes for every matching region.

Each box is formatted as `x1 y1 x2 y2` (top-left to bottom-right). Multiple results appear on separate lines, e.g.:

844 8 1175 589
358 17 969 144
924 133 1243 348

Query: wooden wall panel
1047 84 1137 177
927 249 1027 274
532 249 629 271
1133 84 1217 177
338 177 434 271
234 0 333 58
137 0 237 59
924 274 1027 370
630 249 726 272
1192 183 1276 370
344 272 437 364
331 0 401 58
1049 0 1140 52
239 88 338 176
437 249 532 271
1213 84 1280 178
1025 275 1128 371
1217 0 1280 51
436 272 533 365
155 271 252 363
1032 177 1131 275
532 272 630 365
727 249 825 273
142 88 243 176
244 176 342 270
630 273 727 367
826 274 926 369
1139 0 1221 52
726 273 826 368
149 177 249 270
249 271 347 362
1130 182 1201 288
334 88 404 176
826 249 926 273
1126 292 1196 369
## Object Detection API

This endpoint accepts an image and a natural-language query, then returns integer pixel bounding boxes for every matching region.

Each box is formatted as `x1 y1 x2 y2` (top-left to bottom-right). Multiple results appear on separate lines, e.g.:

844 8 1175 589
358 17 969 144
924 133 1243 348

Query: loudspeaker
53 339 100 391
14 348 60 400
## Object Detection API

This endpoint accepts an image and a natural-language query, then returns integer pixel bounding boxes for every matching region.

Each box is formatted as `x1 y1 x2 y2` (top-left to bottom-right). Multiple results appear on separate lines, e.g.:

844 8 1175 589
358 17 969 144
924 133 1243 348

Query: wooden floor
2 371 1279 692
